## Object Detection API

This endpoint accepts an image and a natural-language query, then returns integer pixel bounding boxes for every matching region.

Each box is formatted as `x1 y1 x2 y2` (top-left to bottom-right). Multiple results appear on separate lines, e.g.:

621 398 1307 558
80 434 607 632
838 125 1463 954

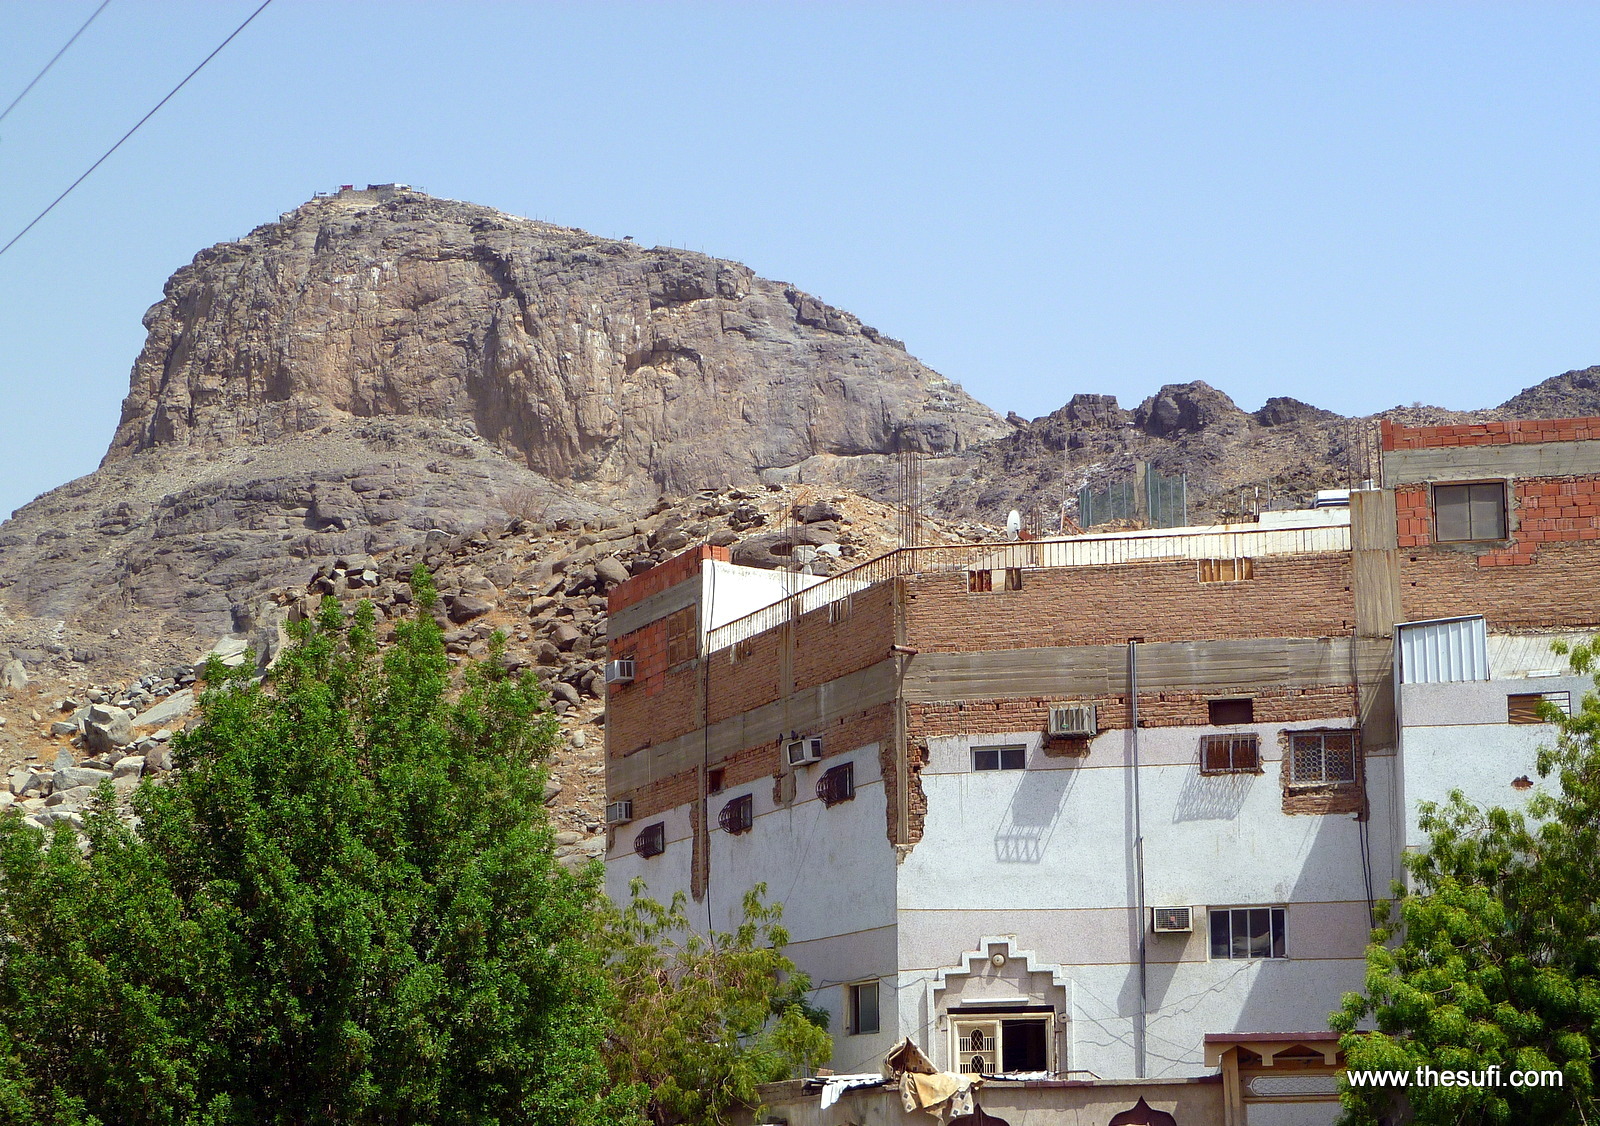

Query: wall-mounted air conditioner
1151 906 1193 933
1049 703 1097 737
605 800 634 825
605 659 635 685
785 736 823 767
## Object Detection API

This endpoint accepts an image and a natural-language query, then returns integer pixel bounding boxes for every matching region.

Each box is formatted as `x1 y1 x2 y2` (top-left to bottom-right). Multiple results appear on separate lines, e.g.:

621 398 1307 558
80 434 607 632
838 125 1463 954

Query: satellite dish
1005 510 1022 541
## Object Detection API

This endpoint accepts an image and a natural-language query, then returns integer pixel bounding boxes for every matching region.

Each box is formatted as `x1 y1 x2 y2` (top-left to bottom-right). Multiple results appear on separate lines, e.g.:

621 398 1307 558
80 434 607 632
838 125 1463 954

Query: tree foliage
0 570 640 1126
601 881 831 1126
1334 640 1600 1125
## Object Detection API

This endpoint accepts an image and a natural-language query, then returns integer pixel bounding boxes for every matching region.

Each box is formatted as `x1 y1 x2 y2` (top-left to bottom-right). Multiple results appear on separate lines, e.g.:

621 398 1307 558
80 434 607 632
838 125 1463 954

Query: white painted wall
701 560 824 634
1399 673 1591 851
896 721 1384 1079
604 743 903 1072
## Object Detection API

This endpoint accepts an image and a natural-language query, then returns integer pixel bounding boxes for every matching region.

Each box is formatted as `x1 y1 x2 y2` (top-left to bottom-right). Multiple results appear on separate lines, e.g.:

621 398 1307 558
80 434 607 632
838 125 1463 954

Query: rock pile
2 665 196 835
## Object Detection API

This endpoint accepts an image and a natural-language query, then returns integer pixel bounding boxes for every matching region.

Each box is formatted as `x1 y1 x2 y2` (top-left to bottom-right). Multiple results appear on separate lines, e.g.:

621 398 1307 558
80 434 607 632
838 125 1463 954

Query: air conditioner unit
785 736 824 767
605 659 635 685
1049 703 1097 737
605 800 633 825
1151 906 1193 933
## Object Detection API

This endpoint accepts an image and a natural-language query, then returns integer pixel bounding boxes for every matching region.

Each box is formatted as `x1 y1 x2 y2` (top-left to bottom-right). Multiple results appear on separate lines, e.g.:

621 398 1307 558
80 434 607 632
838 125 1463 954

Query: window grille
817 762 855 806
1288 731 1356 785
1200 733 1259 774
717 794 753 835
632 822 665 858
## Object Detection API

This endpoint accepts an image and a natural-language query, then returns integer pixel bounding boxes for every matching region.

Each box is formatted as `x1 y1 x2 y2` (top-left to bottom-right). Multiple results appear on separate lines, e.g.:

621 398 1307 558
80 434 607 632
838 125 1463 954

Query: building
603 417 1600 1126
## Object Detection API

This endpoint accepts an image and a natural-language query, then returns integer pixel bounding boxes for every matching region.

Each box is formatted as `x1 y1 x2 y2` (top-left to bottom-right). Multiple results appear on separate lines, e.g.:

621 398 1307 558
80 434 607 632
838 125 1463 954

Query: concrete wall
605 738 903 1070
1398 673 1591 850
893 720 1386 1080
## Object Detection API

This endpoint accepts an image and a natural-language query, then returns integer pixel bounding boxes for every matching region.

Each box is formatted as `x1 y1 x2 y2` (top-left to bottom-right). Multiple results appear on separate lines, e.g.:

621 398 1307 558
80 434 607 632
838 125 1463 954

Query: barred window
1200 733 1260 774
632 823 665 858
1288 731 1356 785
717 794 753 835
1508 691 1571 724
817 762 855 806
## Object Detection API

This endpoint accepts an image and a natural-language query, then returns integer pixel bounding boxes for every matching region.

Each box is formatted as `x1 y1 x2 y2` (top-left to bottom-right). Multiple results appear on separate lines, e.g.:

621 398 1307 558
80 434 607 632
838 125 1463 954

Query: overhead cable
0 0 273 262
0 0 113 127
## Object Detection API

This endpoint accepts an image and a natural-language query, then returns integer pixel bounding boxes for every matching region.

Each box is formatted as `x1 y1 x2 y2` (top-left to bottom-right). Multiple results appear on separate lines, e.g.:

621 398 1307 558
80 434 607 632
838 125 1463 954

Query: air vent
605 800 633 825
1049 703 1097 737
1152 906 1193 933
605 659 636 685
785 736 823 767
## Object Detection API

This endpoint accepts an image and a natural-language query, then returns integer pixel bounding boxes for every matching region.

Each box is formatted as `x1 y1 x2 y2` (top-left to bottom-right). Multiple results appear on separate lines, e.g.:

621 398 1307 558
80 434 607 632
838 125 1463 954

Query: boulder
83 704 132 755
446 594 492 623
131 689 195 730
594 556 630 588
0 658 26 690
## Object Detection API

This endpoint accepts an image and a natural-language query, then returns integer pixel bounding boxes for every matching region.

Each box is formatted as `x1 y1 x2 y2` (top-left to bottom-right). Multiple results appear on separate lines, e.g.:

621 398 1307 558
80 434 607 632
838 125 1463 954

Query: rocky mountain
4 189 1600 685
0 189 1004 675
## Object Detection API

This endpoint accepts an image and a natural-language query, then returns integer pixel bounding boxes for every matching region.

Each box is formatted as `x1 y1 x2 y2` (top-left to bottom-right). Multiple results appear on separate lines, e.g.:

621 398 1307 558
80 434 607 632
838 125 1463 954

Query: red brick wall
906 686 1356 744
608 658 703 757
618 703 895 822
904 554 1355 653
607 544 727 613
793 582 897 691
1382 417 1600 450
1400 540 1600 630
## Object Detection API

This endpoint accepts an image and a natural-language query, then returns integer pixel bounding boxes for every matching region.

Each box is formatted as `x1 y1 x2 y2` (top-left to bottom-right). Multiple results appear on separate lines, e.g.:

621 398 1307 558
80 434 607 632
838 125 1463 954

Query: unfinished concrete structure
604 417 1600 1126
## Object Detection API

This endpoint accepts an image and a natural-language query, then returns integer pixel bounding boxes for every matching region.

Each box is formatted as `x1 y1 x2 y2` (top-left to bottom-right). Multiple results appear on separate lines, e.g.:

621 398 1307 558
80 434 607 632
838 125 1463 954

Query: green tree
0 570 641 1126
1333 640 1600 1125
602 881 831 1126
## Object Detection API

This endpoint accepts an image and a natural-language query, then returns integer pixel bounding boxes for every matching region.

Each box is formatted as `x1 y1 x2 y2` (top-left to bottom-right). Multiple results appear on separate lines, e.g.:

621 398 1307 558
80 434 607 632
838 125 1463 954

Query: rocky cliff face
0 191 1004 673
105 190 1004 494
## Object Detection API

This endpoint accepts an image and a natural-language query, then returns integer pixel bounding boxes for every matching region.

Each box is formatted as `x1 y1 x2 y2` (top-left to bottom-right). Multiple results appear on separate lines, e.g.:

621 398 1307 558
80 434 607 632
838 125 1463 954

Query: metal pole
1129 638 1147 1078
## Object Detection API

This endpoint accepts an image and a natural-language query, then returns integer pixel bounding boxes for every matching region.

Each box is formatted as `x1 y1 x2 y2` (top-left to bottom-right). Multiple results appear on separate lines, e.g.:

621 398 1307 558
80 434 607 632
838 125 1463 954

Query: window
817 762 855 806
950 1017 1052 1074
707 767 726 794
829 595 854 624
1208 698 1254 725
632 823 665 858
665 605 698 665
848 981 880 1035
1198 557 1254 582
1433 482 1507 542
967 568 1021 592
1210 906 1286 960
1288 731 1357 786
730 638 754 664
973 745 1027 771
1200 733 1260 774
1508 691 1571 724
717 793 753 834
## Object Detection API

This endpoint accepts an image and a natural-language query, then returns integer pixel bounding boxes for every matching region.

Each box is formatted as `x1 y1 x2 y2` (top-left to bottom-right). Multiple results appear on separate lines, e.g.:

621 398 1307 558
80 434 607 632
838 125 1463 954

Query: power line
0 0 113 128
0 0 274 263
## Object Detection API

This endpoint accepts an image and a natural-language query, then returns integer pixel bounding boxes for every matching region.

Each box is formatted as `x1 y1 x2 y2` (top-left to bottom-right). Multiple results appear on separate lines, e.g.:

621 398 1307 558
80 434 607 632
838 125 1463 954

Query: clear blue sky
3 1 1600 521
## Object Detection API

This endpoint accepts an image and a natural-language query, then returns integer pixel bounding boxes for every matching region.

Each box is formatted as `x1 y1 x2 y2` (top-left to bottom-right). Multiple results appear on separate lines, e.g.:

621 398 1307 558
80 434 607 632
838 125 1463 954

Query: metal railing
704 523 1350 655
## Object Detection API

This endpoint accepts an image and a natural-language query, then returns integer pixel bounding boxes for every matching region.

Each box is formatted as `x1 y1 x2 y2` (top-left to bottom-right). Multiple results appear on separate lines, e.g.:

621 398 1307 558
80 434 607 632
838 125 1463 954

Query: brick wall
906 686 1355 745
607 544 727 612
618 703 895 823
1382 417 1600 450
904 554 1355 653
1400 540 1600 630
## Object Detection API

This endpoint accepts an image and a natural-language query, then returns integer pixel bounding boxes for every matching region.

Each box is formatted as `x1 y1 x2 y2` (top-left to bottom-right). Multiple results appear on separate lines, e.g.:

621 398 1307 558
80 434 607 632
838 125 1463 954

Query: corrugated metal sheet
1397 616 1489 684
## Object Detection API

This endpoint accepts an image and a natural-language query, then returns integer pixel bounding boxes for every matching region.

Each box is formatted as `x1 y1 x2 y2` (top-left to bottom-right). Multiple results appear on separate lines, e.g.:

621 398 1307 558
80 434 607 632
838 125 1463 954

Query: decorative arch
1108 1097 1177 1126
926 936 1074 1072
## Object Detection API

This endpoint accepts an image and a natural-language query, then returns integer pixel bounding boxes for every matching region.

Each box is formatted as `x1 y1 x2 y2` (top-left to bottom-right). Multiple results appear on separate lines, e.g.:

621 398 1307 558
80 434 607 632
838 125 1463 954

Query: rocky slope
933 370 1600 527
0 190 1004 675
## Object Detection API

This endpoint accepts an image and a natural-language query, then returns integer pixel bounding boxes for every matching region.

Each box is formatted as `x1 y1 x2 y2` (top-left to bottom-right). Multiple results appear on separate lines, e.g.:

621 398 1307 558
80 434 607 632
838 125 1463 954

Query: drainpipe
1128 637 1147 1079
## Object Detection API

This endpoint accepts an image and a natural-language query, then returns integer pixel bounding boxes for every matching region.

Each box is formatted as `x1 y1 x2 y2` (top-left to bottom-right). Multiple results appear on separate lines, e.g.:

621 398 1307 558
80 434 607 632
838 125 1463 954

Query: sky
2 1 1600 521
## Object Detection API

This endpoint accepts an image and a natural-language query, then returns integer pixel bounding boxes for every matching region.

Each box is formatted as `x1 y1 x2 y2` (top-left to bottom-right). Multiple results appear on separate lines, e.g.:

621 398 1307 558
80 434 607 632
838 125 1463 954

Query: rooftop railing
704 522 1351 654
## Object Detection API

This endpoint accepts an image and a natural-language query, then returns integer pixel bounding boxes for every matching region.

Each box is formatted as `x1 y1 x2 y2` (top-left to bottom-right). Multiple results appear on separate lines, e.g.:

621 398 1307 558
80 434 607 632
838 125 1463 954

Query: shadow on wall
1172 769 1254 823
994 763 1078 863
